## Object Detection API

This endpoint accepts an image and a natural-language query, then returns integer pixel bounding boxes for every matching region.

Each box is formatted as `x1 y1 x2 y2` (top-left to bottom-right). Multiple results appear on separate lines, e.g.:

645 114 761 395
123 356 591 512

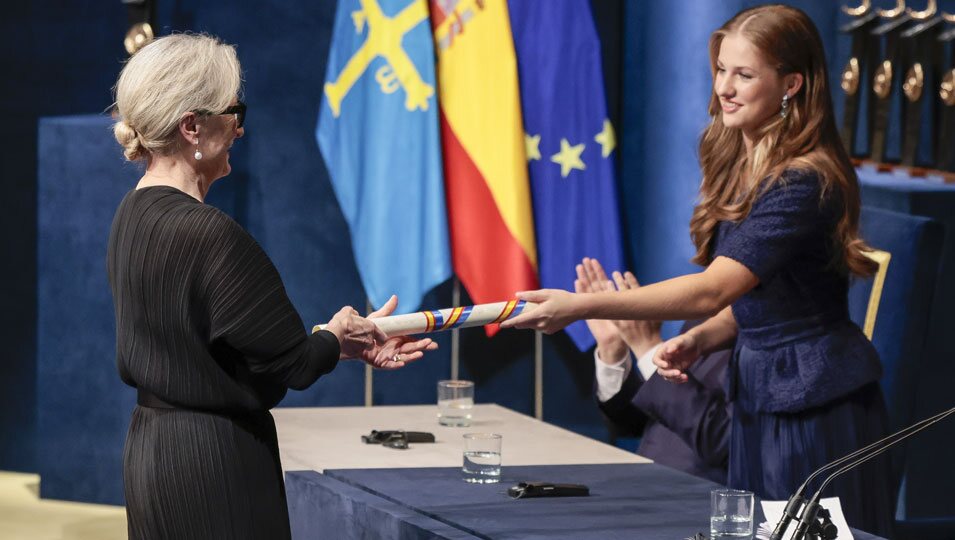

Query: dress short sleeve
713 170 831 283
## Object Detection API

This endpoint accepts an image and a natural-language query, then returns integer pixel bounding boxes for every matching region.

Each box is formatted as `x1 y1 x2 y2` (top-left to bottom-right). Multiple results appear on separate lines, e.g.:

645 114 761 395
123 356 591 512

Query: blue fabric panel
285 470 476 540
307 464 885 540
0 3 36 475
0 0 126 473
328 464 715 539
540 333 610 443
858 168 955 214
36 115 138 505
849 207 943 429
857 168 955 524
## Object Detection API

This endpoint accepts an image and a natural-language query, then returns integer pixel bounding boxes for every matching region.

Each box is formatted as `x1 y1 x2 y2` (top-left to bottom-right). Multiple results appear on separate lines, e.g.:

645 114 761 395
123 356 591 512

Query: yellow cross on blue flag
317 0 451 312
510 0 626 350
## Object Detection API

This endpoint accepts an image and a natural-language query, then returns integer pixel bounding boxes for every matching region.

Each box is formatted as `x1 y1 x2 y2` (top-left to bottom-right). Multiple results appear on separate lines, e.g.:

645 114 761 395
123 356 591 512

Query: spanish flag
430 0 539 322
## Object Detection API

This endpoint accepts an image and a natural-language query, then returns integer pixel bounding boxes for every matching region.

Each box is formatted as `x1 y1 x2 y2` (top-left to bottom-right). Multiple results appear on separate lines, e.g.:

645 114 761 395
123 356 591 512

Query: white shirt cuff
636 343 664 382
594 347 632 402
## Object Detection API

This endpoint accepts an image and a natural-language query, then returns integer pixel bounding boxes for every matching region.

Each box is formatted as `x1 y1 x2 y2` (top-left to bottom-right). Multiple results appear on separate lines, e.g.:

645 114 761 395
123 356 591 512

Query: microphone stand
771 405 955 540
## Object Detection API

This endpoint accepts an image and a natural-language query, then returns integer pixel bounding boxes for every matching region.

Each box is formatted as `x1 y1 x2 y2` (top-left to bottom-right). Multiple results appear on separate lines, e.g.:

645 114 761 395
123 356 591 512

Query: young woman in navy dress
502 5 893 535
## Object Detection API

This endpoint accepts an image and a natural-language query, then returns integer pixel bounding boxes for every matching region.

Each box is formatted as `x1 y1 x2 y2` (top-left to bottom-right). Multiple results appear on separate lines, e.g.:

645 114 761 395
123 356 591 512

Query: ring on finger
392 354 402 363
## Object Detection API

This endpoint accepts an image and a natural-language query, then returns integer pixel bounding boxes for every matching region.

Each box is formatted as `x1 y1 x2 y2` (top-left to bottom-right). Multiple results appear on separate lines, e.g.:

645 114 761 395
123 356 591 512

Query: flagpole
365 299 373 407
535 331 543 420
451 277 461 380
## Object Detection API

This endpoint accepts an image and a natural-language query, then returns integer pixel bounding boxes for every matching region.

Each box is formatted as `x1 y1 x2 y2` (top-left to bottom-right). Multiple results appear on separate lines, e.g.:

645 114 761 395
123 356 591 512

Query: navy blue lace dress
713 169 894 536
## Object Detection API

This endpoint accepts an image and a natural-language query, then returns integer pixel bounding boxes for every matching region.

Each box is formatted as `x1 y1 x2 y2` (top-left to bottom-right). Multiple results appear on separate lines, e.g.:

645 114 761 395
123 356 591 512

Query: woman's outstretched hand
498 289 577 334
653 333 701 384
361 295 438 370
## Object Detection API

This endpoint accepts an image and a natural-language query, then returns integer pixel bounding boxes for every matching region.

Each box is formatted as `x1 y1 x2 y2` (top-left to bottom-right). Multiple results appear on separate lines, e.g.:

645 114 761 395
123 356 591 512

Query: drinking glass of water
710 489 754 538
437 380 474 427
462 433 502 483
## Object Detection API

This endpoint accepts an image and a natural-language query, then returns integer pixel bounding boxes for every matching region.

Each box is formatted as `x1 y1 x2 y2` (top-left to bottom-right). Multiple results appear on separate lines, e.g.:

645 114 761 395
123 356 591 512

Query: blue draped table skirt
286 463 886 539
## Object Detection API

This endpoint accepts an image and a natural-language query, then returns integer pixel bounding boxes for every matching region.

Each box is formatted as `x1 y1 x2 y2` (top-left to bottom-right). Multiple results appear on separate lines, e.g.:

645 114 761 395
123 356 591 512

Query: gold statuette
941 70 955 106
842 57 861 95
877 0 906 18
874 60 893 99
907 0 937 20
124 22 154 56
842 0 871 17
903 63 924 102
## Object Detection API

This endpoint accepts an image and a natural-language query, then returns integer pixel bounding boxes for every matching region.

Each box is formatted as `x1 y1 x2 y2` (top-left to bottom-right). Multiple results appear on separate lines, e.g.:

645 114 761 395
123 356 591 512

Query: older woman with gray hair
107 33 435 539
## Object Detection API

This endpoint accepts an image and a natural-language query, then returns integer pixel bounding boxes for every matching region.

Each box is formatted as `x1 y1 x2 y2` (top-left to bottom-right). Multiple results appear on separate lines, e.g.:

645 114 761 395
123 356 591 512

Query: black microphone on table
770 405 955 540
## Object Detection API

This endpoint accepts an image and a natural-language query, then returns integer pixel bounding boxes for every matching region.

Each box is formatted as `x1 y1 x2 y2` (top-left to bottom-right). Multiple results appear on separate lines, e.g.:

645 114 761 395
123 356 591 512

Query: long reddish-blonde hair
690 4 876 277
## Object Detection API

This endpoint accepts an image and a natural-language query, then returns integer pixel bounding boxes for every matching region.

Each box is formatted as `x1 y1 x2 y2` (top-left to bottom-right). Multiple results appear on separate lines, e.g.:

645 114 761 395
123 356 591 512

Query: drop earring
780 94 790 119
194 137 203 160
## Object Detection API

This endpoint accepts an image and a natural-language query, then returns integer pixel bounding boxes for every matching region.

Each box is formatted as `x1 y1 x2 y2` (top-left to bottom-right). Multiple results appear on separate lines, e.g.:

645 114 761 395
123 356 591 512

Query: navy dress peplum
712 169 894 536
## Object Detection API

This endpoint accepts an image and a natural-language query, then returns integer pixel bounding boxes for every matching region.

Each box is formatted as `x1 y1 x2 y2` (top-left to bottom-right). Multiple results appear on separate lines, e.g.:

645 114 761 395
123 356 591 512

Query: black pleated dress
107 186 341 540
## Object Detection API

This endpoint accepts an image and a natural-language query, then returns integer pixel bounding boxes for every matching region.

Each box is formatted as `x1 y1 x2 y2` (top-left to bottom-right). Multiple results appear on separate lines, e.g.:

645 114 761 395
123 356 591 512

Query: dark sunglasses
193 101 246 128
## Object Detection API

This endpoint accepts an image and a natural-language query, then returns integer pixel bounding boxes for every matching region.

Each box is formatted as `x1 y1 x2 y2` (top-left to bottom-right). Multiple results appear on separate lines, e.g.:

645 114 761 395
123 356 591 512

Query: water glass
437 380 474 427
710 489 754 538
462 433 502 483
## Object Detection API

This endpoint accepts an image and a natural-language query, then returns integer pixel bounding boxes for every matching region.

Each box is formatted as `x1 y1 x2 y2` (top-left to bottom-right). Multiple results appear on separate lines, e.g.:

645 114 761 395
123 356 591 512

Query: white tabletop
273 403 649 472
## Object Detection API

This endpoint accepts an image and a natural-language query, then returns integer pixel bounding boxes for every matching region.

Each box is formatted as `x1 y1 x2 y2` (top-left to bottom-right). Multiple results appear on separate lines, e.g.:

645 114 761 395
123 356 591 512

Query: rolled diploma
312 300 537 338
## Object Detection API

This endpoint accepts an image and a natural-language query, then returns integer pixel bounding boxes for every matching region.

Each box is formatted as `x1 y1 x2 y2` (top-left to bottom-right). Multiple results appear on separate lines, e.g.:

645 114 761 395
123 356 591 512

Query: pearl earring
194 137 202 160
780 94 790 119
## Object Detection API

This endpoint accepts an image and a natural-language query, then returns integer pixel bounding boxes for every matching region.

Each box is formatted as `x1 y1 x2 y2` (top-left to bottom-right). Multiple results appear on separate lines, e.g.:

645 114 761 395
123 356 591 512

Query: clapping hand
578 257 662 359
575 261 627 362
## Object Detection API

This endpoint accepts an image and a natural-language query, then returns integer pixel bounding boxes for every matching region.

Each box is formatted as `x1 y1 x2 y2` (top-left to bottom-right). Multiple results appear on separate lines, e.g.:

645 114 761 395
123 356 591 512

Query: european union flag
317 0 451 312
509 0 626 350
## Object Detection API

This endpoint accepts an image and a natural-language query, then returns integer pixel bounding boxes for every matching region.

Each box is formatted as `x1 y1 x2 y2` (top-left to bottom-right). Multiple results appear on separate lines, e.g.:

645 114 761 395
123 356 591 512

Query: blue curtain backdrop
4 0 955 510
0 1 127 473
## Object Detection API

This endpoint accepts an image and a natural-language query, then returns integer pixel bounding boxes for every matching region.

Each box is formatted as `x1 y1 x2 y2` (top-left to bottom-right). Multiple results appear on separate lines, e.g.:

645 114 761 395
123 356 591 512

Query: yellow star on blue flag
550 138 586 178
525 133 542 161
595 119 616 158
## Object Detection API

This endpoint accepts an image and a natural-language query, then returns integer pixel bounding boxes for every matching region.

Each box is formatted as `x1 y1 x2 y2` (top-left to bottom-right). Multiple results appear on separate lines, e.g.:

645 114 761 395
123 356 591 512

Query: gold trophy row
840 0 955 177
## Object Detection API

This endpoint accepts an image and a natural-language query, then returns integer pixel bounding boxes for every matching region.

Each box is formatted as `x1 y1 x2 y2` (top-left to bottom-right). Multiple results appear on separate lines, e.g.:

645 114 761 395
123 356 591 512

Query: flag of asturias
509 0 627 350
317 0 451 312
430 0 539 331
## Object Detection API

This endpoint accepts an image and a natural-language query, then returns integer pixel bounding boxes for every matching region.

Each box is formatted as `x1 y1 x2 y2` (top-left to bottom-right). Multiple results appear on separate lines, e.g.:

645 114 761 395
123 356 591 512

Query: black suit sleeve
632 350 732 467
596 366 650 437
